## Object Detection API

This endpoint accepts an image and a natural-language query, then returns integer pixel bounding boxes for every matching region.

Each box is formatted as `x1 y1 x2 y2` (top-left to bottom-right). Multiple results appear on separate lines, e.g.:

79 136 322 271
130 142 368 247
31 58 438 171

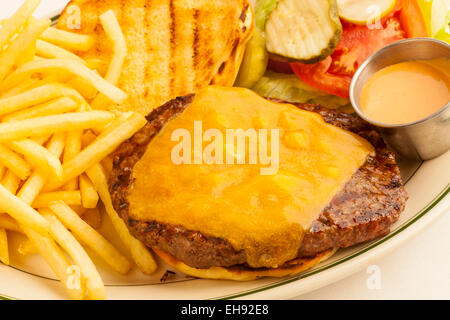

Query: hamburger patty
110 95 408 269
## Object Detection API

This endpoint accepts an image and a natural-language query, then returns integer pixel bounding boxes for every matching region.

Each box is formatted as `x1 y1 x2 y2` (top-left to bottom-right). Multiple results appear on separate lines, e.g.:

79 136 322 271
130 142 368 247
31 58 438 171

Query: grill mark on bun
239 2 248 22
192 9 200 88
168 0 175 96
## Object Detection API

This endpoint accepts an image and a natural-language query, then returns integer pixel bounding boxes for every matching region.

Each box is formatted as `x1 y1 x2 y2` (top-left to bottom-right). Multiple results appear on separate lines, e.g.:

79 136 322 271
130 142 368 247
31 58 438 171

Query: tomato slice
291 16 404 98
289 1 427 98
397 0 428 37
291 57 352 98
330 17 405 76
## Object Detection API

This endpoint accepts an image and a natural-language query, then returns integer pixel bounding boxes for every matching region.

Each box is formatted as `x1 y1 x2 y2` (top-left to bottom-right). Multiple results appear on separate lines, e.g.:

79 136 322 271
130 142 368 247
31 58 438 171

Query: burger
109 86 408 280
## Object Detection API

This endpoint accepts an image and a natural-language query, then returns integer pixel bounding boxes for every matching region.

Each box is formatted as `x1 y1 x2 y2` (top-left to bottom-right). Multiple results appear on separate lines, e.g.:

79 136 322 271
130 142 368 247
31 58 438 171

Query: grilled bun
154 248 337 281
58 0 254 115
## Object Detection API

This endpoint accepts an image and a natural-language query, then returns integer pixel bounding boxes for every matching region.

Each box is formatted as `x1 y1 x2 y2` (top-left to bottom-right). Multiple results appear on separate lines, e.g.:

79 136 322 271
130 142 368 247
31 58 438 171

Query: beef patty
109 95 408 269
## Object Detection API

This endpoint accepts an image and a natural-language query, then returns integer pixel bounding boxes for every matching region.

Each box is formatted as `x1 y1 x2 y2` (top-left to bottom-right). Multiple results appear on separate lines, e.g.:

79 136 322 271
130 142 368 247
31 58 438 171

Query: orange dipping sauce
361 58 450 125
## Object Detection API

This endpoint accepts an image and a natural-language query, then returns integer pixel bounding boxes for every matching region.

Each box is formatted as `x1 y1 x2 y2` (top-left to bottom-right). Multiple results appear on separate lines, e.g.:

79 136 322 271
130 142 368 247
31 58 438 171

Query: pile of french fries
0 0 157 300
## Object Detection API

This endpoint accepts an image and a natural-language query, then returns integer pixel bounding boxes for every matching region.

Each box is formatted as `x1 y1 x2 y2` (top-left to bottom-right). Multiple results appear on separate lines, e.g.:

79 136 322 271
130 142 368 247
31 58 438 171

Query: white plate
0 6 449 300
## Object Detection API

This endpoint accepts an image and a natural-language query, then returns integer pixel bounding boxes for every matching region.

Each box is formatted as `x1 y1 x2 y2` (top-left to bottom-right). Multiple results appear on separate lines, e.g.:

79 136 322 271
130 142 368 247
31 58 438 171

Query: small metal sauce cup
350 38 450 161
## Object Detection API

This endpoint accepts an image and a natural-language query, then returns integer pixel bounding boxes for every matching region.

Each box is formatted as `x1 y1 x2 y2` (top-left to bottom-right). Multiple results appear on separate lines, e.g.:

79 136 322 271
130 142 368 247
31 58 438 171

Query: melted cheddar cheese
128 86 373 268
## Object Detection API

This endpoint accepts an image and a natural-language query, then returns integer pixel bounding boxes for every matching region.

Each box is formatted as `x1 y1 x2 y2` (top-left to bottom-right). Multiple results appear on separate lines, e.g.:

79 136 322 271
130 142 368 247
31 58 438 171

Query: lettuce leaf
255 0 281 30
252 71 353 111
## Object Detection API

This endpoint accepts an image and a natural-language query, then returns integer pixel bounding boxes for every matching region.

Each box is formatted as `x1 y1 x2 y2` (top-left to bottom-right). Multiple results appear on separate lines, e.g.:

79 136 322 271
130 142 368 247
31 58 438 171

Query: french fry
17 167 86 301
49 201 132 275
40 27 94 52
91 10 127 109
0 214 22 234
38 71 73 84
0 144 31 180
13 133 83 300
46 132 66 157
53 84 89 108
1 171 21 195
15 42 36 67
0 0 40 50
63 130 82 191
0 165 5 181
3 97 78 122
99 10 127 84
24 227 85 300
2 59 128 103
32 191 81 208
81 130 97 148
42 210 106 300
79 174 99 209
21 57 97 101
90 111 132 136
0 84 55 115
85 59 108 76
0 111 114 142
87 164 157 275
0 83 80 117
8 139 63 180
48 113 146 190
0 18 50 82
32 134 52 146
16 173 44 206
17 133 65 205
36 39 86 64
18 238 38 255
0 184 49 235
0 228 9 265
100 159 112 177
0 78 38 99
81 207 102 230
66 77 98 100
1 132 83 298
96 111 133 140
59 84 92 111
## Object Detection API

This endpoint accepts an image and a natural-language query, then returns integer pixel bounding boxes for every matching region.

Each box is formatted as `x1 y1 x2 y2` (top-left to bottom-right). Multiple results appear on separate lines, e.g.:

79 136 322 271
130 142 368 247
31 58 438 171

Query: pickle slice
265 0 342 64
337 0 396 26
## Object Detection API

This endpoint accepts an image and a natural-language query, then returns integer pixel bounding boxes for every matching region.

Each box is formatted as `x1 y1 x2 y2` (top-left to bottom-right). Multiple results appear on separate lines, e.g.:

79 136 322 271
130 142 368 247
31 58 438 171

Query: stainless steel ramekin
350 38 450 161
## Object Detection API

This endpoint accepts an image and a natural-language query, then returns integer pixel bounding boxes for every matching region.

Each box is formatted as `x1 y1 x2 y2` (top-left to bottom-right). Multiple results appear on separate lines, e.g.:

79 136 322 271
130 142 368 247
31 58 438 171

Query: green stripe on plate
0 293 15 300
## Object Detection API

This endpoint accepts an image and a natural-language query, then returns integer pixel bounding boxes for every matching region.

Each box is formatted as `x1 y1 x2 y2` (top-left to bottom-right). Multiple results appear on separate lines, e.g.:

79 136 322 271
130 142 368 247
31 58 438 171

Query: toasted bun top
58 0 254 115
